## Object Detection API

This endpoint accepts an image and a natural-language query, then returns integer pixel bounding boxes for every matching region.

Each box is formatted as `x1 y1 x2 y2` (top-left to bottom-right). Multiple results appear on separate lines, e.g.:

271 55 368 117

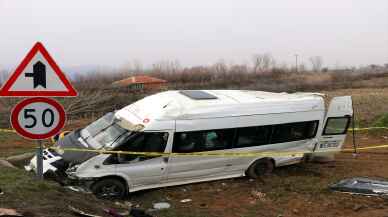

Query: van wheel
246 159 274 178
91 178 127 199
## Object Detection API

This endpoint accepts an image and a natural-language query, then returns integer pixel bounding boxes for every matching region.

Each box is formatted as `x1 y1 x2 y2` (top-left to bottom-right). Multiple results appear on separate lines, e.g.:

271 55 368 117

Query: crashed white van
27 90 353 198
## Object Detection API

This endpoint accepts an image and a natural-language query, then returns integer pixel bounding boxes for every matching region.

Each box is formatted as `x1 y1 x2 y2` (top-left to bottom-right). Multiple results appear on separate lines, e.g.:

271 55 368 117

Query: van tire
91 178 127 199
246 158 274 178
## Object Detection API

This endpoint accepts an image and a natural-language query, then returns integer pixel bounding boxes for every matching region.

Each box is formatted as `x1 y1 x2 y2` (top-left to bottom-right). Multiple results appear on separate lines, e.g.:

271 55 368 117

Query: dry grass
0 70 387 128
323 88 388 126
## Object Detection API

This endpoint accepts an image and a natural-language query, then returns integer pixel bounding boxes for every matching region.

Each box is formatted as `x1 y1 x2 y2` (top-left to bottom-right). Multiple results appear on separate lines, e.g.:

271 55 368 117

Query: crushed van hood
55 129 98 164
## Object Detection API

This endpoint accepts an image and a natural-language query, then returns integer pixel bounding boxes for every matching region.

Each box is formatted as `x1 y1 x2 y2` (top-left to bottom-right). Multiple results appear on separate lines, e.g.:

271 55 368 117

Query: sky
0 0 387 71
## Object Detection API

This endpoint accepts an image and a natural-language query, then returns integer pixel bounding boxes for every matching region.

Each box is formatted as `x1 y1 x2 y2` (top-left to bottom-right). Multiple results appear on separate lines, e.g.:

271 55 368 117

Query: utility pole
295 54 298 73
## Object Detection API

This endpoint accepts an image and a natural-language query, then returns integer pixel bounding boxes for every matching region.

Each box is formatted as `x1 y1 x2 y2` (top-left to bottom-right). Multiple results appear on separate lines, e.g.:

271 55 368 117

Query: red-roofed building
112 75 167 90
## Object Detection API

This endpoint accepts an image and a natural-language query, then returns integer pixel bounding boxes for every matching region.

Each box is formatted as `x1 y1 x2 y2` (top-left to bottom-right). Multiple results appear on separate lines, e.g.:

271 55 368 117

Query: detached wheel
246 158 275 178
91 178 127 199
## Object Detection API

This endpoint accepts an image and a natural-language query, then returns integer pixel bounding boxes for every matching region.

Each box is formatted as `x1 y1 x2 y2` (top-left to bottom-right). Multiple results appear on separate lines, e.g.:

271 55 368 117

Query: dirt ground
0 130 387 217
126 130 388 217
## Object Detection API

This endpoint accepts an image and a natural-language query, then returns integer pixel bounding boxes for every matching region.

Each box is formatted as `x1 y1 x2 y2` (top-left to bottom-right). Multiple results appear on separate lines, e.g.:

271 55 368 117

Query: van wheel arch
246 158 275 178
91 176 129 199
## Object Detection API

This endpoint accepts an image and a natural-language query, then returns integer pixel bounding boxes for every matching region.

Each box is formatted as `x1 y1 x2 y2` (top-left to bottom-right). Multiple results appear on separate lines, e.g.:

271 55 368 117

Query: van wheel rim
99 185 121 197
255 163 269 175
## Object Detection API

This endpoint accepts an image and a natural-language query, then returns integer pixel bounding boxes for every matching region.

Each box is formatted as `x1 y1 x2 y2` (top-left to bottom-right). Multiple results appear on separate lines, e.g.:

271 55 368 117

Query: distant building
112 75 167 90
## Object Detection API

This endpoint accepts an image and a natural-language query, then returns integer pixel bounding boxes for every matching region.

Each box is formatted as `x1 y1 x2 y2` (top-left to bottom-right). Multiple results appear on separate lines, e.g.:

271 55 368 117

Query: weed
373 113 388 127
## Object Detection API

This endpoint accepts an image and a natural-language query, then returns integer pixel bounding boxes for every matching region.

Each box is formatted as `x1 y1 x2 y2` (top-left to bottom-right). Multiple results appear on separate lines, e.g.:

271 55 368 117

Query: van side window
173 129 234 153
323 117 350 135
271 121 318 143
120 132 168 152
235 126 270 148
115 132 169 162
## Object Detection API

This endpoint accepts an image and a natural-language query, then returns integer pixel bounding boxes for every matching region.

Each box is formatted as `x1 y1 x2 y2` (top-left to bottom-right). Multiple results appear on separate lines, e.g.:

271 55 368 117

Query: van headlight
51 146 64 155
66 165 79 174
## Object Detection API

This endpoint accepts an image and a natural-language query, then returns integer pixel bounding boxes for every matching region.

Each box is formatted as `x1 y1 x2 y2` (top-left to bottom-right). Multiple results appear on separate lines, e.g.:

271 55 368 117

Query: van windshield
80 112 133 149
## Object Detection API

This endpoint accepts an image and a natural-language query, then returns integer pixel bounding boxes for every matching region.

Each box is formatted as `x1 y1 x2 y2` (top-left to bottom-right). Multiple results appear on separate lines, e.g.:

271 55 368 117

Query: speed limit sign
11 97 66 140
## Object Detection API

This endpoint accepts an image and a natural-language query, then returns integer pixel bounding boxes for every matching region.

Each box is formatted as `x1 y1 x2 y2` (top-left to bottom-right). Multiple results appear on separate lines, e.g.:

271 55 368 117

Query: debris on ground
251 190 266 201
353 204 367 211
180 199 192 203
68 206 102 217
0 159 17 169
331 177 388 196
130 208 153 217
65 186 92 194
152 202 171 210
103 208 127 217
6 153 35 164
0 208 23 216
114 201 133 209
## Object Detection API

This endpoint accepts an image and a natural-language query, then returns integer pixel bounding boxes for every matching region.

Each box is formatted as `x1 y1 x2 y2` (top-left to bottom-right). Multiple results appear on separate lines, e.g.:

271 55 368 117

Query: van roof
116 90 325 124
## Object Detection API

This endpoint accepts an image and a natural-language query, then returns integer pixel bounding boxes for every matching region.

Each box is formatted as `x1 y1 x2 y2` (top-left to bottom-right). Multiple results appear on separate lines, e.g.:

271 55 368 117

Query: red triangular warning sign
0 42 77 97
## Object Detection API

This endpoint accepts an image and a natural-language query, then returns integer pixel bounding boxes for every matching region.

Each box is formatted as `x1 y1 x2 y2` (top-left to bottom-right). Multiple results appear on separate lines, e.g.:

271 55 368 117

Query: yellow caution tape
48 143 388 158
342 144 388 151
350 127 388 131
49 146 309 157
0 129 16 133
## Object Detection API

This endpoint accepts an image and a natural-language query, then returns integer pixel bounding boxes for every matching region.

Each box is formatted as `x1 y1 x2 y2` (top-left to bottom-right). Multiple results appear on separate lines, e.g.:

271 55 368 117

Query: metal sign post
36 140 44 179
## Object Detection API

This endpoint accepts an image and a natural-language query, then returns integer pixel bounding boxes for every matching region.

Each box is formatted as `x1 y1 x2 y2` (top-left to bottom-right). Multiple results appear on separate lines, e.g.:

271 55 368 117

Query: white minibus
27 90 353 198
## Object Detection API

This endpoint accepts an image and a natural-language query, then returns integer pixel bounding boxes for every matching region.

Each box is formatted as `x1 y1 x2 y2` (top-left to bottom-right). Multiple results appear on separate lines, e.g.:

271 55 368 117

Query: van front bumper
66 172 99 191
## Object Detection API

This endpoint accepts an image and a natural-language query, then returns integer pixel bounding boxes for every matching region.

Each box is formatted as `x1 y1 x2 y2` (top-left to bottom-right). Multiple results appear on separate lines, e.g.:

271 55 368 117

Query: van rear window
271 121 318 143
323 117 350 135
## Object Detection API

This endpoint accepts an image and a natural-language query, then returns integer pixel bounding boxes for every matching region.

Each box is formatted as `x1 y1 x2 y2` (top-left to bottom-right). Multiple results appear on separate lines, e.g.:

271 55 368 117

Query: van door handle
226 164 232 167
163 157 169 163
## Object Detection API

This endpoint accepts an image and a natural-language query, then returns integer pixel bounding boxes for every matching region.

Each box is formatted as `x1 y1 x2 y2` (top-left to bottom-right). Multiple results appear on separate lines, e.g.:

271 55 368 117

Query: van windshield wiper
105 131 135 149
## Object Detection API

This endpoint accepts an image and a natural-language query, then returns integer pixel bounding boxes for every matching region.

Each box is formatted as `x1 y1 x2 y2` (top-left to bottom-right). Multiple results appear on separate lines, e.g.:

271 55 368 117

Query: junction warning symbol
0 42 77 97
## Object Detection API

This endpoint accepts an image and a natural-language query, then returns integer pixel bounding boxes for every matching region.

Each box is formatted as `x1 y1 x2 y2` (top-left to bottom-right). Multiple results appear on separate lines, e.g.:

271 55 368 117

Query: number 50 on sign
11 97 66 140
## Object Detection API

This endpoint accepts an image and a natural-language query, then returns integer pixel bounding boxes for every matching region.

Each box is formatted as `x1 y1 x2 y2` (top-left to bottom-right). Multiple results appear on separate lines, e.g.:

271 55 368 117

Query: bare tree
152 60 181 74
252 54 263 73
252 53 275 73
63 90 115 117
298 63 306 73
263 53 275 71
309 56 323 72
213 59 228 74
